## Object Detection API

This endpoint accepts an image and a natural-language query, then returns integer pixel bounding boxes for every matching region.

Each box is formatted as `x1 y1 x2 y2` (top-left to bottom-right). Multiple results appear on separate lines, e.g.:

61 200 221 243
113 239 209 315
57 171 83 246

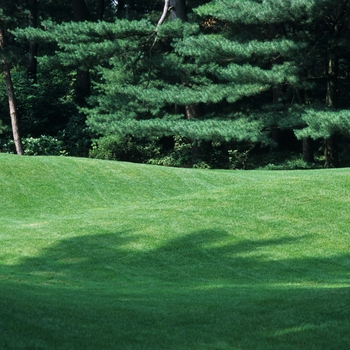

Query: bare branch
157 0 170 27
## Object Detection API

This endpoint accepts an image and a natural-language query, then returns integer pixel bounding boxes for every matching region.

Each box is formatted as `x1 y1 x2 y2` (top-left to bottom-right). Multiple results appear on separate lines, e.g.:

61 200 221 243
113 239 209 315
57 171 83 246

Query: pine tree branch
157 0 170 27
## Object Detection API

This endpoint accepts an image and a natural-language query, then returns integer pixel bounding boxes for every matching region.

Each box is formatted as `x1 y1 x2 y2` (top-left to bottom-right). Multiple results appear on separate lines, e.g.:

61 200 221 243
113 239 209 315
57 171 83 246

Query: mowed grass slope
0 154 349 349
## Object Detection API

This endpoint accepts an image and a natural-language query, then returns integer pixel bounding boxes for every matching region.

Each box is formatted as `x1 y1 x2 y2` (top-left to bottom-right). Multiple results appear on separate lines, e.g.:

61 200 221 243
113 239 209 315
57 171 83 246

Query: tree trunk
324 135 338 168
169 0 187 21
326 52 338 108
302 137 314 163
2 60 23 155
0 22 23 155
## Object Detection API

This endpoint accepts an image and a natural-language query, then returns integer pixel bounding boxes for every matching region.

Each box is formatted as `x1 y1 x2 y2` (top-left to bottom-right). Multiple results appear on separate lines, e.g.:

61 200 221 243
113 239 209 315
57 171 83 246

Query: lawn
0 154 349 349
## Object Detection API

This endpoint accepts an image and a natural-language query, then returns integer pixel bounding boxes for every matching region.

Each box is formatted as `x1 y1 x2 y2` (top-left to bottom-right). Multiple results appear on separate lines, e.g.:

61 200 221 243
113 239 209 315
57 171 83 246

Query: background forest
1 0 350 169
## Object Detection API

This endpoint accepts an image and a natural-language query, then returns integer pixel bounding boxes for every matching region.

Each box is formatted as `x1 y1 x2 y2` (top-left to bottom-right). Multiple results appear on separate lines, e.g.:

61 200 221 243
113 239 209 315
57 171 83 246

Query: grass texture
0 154 349 349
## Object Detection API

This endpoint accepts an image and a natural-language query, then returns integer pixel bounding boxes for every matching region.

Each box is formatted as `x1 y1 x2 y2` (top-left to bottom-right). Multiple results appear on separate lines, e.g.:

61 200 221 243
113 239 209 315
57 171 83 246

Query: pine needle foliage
295 109 350 140
82 3 307 143
13 0 350 154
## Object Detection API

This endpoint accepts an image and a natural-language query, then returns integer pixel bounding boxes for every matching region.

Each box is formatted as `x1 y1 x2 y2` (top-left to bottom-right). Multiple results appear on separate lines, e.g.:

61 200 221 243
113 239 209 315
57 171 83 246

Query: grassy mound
0 154 349 349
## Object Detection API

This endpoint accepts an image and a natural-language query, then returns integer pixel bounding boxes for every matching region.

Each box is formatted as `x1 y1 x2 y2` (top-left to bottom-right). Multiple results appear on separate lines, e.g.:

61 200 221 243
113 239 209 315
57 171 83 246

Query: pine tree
15 1 270 146
296 0 350 167
82 0 305 147
14 0 350 166
193 0 350 167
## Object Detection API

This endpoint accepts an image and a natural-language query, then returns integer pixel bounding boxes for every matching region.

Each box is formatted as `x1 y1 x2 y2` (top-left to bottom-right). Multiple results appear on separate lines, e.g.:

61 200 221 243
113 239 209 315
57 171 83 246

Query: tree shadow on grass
1 229 350 349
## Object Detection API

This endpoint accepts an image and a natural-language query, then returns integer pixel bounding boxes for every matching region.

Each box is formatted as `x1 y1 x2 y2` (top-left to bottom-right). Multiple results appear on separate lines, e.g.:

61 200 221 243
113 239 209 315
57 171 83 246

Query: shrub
148 136 193 167
89 135 162 163
1 135 67 156
23 135 67 156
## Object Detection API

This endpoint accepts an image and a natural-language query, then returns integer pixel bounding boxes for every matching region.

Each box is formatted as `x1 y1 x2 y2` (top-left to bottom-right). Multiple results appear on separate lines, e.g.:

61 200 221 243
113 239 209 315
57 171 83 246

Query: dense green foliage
1 154 350 348
1 0 350 167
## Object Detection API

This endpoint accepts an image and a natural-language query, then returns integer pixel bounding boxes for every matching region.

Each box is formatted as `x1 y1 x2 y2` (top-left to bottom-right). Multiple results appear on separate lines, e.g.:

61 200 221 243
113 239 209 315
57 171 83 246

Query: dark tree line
1 0 350 169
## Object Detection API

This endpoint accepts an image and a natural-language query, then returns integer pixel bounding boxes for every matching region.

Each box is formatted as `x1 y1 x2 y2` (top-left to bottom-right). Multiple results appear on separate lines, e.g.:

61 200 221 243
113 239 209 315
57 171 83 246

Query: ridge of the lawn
1 153 349 271
0 154 240 215
1 153 350 214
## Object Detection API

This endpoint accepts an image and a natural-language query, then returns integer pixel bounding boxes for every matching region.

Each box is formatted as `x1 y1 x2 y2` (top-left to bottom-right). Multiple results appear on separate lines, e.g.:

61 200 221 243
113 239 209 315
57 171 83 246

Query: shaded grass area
0 154 350 349
1 232 349 350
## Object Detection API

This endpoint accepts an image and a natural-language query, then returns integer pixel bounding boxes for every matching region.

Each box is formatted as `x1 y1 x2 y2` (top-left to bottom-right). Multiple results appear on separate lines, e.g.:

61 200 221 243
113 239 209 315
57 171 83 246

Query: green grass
0 153 349 349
